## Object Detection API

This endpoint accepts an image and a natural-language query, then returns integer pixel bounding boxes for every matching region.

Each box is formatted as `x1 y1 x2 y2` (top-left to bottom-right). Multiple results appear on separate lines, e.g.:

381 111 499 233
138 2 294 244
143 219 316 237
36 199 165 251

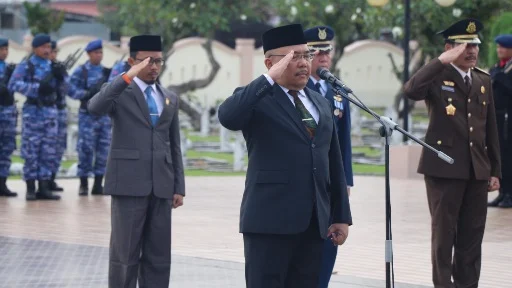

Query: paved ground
1 175 511 288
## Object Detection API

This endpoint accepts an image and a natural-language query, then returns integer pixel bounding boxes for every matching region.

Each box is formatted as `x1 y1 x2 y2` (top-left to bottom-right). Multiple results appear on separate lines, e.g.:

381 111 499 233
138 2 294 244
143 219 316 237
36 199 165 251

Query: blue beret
0 38 8 47
262 24 306 54
85 39 102 52
495 34 512 48
32 33 51 48
304 26 335 50
51 40 56 50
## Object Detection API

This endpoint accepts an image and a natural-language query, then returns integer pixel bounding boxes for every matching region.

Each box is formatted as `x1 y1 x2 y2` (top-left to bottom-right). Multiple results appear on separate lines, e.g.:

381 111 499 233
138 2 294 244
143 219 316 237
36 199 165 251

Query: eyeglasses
135 57 165 66
268 53 314 61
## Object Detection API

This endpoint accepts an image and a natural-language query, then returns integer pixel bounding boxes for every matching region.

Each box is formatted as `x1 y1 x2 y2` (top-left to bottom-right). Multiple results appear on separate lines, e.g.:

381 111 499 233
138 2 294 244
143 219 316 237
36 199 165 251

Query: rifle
63 48 83 70
0 63 16 106
112 53 127 68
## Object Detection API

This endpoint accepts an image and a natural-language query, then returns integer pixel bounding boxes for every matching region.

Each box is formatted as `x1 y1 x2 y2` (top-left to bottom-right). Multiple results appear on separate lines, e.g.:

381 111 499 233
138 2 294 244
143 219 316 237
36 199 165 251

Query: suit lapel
272 85 311 142
155 85 175 127
469 69 480 99
127 82 152 126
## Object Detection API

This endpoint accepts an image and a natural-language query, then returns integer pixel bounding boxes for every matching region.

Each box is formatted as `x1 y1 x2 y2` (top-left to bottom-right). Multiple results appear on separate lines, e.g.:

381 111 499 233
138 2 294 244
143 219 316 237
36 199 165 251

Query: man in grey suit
87 34 185 288
218 24 352 288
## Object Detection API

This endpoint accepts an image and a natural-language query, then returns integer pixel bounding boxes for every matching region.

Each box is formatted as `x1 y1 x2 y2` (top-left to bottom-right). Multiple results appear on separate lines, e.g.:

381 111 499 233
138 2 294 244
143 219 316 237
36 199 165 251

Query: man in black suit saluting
218 23 352 288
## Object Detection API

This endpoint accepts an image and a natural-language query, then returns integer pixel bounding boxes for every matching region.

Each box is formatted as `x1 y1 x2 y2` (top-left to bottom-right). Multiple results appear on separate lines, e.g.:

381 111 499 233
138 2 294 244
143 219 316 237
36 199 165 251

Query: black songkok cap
129 35 162 53
262 24 307 53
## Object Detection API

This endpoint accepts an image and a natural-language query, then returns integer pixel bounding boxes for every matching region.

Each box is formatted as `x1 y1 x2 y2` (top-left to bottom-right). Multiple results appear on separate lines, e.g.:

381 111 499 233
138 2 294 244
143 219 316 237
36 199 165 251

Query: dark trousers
108 194 172 288
243 213 324 288
317 238 338 288
496 111 511 195
425 173 488 288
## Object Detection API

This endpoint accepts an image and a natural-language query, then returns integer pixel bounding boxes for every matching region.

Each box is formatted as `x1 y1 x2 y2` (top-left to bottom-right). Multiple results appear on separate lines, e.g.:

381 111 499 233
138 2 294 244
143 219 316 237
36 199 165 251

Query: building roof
50 1 99 18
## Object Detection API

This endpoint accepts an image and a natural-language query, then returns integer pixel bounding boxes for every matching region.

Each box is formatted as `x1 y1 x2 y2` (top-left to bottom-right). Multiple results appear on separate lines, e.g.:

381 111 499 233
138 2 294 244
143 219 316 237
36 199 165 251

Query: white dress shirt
263 74 319 124
133 77 164 115
450 63 472 85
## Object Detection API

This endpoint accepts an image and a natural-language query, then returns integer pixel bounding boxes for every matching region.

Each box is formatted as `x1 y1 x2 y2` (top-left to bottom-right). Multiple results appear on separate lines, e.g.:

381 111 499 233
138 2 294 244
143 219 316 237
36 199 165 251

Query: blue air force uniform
304 25 353 288
67 39 112 195
49 40 68 192
0 38 17 197
108 60 130 83
488 34 512 208
8 34 67 200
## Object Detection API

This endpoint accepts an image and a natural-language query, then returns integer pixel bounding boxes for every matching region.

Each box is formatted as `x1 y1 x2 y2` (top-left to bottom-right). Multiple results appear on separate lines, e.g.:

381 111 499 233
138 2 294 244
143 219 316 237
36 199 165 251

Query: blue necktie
145 86 159 126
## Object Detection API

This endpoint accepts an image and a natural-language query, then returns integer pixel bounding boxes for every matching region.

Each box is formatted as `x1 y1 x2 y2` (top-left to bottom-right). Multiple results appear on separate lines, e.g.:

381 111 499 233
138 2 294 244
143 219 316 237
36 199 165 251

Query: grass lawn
352 146 381 157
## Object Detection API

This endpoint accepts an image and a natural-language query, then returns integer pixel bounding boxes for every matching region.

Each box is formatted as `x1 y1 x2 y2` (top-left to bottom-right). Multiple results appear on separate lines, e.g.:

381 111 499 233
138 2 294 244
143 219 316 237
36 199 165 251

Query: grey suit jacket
218 75 352 240
87 75 185 199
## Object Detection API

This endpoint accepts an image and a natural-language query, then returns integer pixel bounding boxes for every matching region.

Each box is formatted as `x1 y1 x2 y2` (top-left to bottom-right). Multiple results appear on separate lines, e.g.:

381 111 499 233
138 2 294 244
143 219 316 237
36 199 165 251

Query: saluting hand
268 50 295 83
126 57 151 79
438 43 467 65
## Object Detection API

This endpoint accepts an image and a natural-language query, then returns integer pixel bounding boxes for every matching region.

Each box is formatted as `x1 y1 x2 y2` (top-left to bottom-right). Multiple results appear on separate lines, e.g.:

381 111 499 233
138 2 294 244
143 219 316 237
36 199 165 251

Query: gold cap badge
446 104 456 116
466 22 476 33
481 86 485 93
318 28 327 40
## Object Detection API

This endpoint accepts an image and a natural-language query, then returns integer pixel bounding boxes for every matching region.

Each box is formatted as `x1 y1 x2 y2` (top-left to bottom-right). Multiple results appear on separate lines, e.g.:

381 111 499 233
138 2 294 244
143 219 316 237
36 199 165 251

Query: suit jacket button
437 140 442 145
470 142 473 147
470 127 473 132
468 113 472 118
468 99 471 103
312 143 315 148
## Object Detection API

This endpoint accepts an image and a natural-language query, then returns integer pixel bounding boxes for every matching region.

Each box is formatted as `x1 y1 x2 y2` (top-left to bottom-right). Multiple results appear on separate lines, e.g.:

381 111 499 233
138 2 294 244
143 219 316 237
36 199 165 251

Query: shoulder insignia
472 66 490 76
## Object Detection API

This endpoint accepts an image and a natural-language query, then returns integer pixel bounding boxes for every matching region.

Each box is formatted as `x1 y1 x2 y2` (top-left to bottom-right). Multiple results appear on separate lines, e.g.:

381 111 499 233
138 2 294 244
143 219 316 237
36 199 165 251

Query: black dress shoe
498 194 512 208
488 193 504 207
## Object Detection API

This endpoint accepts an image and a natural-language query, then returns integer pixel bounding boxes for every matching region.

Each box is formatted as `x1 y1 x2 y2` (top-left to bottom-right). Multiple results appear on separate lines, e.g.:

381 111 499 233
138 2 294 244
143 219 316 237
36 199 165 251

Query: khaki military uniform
405 57 501 287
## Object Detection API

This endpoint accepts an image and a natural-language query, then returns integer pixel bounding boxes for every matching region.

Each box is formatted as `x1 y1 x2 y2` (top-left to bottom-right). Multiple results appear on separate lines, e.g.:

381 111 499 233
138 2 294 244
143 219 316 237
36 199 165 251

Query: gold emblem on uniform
481 86 485 93
443 81 454 86
448 98 452 102
483 101 486 106
446 104 456 116
466 22 476 33
318 28 327 40
334 95 342 102
334 108 340 116
165 98 170 105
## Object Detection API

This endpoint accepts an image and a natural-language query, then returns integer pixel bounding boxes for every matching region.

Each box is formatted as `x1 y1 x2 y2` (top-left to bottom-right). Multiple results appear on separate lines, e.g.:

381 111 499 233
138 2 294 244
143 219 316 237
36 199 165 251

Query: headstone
220 126 232 152
67 124 78 157
200 108 209 137
66 163 78 177
232 132 246 171
9 163 23 175
180 129 188 168
350 105 364 146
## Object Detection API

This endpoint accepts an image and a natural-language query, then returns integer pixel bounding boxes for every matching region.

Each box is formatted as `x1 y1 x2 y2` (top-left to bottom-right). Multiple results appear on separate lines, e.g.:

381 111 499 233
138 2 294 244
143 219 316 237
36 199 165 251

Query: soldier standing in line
404 19 501 287
108 52 130 82
67 39 111 196
0 38 18 197
48 40 67 192
8 34 67 200
488 34 512 208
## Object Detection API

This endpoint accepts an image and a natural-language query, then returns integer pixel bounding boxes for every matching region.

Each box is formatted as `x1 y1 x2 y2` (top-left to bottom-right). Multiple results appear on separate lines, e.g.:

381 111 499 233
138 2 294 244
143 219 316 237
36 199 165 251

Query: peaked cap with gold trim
304 25 334 51
436 18 483 44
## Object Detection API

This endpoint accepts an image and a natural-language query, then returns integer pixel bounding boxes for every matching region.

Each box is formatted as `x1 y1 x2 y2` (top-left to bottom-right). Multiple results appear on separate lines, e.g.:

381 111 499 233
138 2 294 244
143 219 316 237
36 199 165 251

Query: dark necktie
464 75 471 90
314 82 322 94
289 90 317 138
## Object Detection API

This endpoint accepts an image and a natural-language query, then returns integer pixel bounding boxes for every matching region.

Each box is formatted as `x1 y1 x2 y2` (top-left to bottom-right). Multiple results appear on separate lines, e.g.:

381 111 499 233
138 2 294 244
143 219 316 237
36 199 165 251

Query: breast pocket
477 93 488 119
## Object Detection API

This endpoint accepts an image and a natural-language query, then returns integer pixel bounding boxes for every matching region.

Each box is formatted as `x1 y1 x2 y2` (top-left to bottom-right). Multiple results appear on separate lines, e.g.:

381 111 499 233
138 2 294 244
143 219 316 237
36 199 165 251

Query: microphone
316 67 353 93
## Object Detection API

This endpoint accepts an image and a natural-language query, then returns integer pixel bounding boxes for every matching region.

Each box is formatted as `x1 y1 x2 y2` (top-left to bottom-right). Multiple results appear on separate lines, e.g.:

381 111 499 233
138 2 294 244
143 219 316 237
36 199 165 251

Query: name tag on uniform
441 85 455 92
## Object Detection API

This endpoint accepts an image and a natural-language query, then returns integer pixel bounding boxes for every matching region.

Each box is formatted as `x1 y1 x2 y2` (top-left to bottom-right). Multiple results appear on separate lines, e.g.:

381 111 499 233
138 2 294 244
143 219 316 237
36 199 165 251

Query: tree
23 1 65 35
98 0 272 130
359 0 511 117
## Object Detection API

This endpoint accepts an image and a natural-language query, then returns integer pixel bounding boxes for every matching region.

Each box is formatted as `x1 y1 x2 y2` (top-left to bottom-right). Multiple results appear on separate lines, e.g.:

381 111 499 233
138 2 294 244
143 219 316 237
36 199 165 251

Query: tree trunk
166 38 221 131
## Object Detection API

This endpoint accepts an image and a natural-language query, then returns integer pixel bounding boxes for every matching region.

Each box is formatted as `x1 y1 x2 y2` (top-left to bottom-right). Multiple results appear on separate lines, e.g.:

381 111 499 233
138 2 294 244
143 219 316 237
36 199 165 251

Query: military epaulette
472 66 490 75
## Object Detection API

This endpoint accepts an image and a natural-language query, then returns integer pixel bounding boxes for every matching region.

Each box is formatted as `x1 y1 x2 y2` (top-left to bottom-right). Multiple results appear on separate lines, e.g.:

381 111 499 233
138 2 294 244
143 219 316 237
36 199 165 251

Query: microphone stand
329 85 454 288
